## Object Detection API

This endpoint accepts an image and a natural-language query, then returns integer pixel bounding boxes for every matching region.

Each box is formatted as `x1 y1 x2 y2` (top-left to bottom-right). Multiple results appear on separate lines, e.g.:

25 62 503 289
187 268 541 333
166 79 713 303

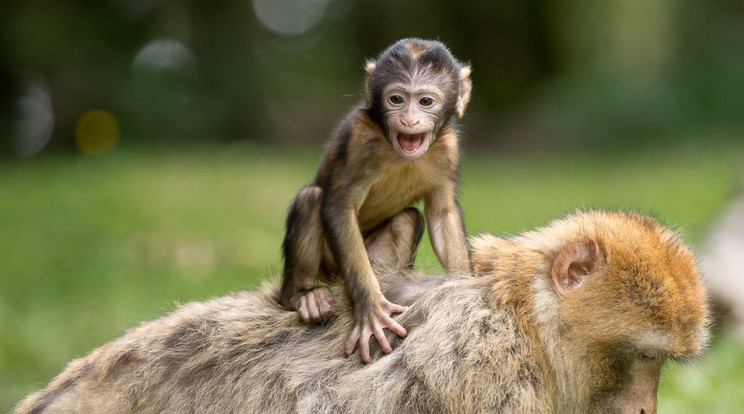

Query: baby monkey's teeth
398 133 425 153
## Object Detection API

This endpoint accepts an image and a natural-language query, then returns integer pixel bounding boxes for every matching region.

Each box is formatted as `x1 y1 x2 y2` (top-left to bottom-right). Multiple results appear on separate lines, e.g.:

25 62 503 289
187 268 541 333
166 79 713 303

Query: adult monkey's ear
550 239 606 296
455 66 472 119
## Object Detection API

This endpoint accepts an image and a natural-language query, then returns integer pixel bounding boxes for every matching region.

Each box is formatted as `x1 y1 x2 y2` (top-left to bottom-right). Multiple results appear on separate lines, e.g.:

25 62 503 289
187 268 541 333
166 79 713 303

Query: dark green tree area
2 0 743 157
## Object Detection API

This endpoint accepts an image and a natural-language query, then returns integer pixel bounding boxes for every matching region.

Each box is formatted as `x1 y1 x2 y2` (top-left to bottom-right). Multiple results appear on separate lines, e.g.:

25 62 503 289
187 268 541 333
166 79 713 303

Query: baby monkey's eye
389 94 404 105
419 97 434 107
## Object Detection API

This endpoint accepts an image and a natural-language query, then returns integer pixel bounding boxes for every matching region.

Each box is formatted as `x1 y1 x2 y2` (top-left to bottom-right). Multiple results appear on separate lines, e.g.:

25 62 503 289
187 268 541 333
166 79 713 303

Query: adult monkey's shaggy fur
15 210 709 414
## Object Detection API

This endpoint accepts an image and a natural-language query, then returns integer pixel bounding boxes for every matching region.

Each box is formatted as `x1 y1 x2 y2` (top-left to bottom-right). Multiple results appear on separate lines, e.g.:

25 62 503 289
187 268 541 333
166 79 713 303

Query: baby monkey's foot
290 286 335 323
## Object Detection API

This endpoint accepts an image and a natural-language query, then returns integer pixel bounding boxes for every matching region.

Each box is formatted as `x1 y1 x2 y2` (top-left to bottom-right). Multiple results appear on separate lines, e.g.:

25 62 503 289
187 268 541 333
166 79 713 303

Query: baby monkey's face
382 82 445 160
364 38 471 160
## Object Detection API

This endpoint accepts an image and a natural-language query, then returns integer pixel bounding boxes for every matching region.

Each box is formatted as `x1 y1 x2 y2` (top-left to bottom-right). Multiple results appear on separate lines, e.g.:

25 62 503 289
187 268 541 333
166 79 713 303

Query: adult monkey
280 38 472 362
14 211 710 414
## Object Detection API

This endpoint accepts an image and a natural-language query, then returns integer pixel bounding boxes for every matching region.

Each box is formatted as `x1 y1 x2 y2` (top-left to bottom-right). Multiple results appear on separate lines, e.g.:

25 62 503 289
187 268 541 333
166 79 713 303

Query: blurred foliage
531 0 744 149
1 0 743 156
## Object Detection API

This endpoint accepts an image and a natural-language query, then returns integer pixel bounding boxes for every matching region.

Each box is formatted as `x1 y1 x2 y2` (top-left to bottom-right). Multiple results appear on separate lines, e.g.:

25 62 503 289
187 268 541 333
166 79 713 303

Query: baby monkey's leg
279 186 334 322
365 207 425 272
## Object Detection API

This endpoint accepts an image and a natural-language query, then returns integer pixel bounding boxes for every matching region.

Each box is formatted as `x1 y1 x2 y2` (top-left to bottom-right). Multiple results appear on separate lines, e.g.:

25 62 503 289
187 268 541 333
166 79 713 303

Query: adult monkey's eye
419 97 434 107
389 94 404 105
638 352 660 363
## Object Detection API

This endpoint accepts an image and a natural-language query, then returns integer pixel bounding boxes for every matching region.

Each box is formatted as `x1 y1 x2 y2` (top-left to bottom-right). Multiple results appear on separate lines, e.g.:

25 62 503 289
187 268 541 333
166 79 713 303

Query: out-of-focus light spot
252 0 329 36
132 38 193 72
75 110 120 156
14 73 54 158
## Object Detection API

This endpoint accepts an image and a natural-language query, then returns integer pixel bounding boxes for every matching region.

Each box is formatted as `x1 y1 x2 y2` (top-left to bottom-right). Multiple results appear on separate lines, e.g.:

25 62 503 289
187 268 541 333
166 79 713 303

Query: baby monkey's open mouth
393 132 430 159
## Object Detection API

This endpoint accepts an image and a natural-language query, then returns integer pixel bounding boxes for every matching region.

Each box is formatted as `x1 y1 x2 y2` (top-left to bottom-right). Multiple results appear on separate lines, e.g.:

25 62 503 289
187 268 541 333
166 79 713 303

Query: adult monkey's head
364 38 472 160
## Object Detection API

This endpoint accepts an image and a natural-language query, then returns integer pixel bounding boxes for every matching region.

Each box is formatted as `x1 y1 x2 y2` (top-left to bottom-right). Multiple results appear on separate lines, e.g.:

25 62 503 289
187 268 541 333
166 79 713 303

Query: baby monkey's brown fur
280 38 472 361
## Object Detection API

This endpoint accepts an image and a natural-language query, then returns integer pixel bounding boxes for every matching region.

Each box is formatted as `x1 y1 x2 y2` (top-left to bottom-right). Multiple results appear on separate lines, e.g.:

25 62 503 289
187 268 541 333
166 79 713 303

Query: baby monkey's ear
455 66 472 119
363 61 377 101
365 61 377 74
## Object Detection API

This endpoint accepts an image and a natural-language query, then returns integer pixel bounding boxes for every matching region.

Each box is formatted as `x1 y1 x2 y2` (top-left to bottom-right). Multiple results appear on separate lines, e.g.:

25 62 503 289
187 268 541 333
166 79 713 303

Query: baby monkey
280 38 472 362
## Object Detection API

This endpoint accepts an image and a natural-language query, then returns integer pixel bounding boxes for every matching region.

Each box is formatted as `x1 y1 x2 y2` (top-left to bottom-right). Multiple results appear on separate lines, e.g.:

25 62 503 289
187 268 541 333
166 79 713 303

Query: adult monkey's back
15 210 709 414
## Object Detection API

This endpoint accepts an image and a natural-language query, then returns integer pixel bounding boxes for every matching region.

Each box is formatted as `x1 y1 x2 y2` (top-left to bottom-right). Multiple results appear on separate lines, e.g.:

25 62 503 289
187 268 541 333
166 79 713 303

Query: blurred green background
2 0 744 412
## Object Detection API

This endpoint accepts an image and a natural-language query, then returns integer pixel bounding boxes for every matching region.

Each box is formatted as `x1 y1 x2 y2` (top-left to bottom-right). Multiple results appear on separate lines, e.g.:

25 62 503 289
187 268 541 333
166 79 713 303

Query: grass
1 139 743 412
